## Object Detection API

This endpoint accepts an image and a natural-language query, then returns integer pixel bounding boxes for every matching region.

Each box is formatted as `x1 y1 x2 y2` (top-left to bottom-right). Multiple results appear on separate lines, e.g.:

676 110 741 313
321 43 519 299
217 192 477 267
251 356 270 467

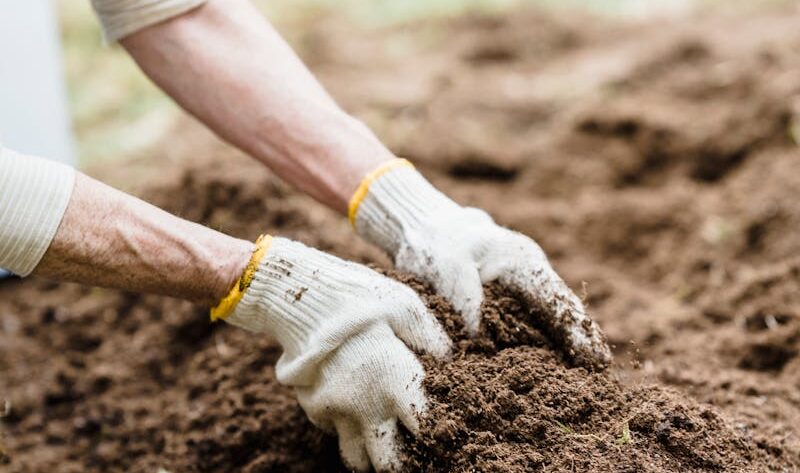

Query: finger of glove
485 235 612 370
335 419 371 472
294 384 338 434
364 419 403 473
509 264 611 369
388 293 452 360
393 376 427 436
434 260 484 336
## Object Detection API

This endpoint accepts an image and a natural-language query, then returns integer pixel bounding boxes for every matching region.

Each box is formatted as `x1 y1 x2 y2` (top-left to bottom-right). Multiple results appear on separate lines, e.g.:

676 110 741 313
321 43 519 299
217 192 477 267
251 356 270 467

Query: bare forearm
35 173 252 306
120 0 393 211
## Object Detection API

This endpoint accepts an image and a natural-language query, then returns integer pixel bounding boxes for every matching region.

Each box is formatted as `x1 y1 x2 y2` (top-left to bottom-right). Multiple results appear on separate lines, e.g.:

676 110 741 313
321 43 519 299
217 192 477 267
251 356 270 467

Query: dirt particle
294 287 308 302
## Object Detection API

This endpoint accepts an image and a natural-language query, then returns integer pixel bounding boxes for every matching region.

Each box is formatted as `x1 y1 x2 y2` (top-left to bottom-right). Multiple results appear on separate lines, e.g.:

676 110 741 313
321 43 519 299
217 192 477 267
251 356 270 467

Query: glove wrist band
347 158 414 226
349 158 459 256
210 234 273 321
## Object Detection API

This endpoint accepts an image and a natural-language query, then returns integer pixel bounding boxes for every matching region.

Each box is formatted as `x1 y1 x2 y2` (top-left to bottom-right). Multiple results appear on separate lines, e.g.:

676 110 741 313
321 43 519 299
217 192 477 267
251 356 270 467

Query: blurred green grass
59 0 179 167
58 0 787 167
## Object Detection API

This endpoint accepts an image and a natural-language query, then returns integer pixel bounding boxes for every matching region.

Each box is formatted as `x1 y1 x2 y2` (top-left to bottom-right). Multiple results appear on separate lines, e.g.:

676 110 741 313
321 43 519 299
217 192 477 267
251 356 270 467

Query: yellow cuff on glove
347 158 414 227
210 234 273 321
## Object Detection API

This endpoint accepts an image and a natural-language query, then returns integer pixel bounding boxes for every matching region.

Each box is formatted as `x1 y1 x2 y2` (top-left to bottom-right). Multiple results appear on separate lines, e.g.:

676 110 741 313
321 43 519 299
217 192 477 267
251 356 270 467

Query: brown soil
3 4 800 472
404 280 790 472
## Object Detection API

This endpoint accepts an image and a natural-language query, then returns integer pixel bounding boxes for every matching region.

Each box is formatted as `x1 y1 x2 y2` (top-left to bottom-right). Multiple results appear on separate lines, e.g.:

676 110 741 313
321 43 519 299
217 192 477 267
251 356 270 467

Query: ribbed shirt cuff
91 0 207 43
0 146 75 276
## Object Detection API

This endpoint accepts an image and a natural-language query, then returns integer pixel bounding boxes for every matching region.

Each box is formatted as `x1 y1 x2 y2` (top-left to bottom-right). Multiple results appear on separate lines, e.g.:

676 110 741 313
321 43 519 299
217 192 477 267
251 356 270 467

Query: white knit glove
351 160 611 370
216 236 452 472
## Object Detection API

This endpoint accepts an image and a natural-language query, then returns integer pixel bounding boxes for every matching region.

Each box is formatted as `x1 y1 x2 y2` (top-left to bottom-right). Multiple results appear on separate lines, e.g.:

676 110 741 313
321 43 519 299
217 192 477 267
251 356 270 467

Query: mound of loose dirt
4 4 800 472
403 280 787 472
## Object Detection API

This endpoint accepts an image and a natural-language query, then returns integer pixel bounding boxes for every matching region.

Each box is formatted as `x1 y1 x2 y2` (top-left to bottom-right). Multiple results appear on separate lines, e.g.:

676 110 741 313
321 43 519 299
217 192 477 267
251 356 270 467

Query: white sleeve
0 146 75 276
90 0 207 43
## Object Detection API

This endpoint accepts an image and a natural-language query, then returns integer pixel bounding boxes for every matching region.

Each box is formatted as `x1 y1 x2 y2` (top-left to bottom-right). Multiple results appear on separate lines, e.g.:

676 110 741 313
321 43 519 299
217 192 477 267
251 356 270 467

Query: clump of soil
399 279 787 472
4 4 800 472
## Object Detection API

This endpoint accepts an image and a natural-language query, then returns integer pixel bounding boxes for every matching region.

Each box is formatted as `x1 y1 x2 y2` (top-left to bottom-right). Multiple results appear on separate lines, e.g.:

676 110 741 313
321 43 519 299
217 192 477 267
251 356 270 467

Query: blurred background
0 0 777 168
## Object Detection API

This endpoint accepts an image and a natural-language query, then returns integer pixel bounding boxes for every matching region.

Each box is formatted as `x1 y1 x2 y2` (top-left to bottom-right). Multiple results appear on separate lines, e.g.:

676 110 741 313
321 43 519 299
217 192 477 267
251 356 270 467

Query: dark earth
3 4 800 472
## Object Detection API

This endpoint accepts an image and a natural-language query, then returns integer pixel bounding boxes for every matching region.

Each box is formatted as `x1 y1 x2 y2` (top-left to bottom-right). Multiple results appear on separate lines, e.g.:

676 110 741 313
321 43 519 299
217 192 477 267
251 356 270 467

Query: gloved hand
212 236 452 472
350 160 611 370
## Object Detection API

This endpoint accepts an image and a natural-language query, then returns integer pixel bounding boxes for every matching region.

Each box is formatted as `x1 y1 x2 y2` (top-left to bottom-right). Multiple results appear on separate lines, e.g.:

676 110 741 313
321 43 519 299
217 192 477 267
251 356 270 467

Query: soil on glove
3 3 800 472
